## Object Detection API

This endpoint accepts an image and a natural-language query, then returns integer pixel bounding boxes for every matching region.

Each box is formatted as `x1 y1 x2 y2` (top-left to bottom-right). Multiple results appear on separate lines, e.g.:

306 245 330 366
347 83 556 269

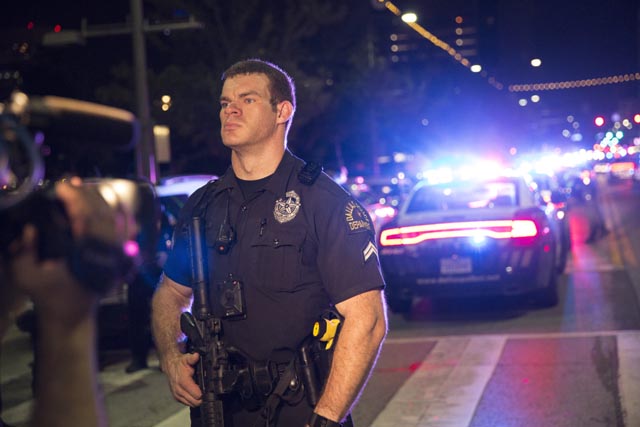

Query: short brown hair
221 59 296 115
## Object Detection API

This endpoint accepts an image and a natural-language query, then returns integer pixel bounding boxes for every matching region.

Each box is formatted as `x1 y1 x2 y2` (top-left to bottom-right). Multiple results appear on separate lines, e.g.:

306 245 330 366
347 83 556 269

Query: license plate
440 257 472 275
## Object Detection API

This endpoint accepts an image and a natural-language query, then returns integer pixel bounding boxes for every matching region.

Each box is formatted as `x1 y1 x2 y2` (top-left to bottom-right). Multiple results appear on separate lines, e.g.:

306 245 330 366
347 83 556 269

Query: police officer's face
219 74 280 150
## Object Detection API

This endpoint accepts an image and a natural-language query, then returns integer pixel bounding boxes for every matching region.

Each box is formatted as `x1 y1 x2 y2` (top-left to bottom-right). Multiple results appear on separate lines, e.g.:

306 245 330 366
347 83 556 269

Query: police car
378 172 563 314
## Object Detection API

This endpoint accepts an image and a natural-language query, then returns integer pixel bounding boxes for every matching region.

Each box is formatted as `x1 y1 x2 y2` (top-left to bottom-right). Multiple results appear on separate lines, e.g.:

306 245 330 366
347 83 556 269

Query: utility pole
42 8 204 183
130 0 155 183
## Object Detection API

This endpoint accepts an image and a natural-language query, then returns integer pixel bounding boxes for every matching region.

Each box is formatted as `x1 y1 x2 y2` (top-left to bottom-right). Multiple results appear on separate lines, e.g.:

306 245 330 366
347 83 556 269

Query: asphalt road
2 176 640 427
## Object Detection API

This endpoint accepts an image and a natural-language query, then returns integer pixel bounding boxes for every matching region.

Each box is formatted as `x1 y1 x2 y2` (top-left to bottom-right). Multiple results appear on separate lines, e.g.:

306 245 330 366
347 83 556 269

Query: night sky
1 0 638 177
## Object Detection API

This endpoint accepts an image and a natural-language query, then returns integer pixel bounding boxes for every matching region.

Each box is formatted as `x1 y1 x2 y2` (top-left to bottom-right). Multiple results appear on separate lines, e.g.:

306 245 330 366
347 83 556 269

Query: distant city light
54 24 62 33
530 58 542 67
530 94 540 102
634 113 640 124
518 99 528 106
161 95 172 111
394 153 408 163
470 64 482 73
401 12 417 23
594 116 605 127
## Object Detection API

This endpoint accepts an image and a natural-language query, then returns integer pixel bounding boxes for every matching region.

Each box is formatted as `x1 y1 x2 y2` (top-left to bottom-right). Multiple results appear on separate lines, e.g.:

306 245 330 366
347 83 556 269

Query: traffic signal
594 116 605 127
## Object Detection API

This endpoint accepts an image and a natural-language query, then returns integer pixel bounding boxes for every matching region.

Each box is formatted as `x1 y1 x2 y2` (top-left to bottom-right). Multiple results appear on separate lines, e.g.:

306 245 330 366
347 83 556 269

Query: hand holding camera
0 92 153 313
5 178 134 324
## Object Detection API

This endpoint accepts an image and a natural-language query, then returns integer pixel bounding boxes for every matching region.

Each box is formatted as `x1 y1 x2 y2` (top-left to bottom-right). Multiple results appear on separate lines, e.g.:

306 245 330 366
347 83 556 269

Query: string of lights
379 1 639 93
508 72 640 92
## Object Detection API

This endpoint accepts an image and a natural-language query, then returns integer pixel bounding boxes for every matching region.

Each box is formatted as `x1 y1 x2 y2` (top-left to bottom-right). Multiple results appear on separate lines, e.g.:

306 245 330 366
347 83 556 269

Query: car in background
378 174 564 314
97 174 217 347
154 174 218 260
609 160 637 181
100 174 218 303
345 176 411 236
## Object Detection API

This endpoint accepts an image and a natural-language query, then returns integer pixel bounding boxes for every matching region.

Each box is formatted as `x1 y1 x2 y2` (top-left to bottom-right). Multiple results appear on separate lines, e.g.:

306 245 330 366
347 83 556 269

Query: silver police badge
274 190 301 223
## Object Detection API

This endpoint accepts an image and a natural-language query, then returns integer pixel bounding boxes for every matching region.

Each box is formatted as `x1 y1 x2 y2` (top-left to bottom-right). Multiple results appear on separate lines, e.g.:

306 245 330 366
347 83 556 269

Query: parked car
378 174 564 314
345 176 409 236
96 174 218 348
609 160 637 181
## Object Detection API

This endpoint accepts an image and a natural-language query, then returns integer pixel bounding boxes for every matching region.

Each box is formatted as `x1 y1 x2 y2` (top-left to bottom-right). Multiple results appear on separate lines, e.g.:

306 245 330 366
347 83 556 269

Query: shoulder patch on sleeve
344 199 373 234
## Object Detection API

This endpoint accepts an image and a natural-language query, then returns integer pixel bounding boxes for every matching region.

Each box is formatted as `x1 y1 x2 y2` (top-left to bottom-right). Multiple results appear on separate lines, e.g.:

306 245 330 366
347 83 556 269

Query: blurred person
570 170 608 243
124 266 160 373
124 197 162 374
0 179 132 427
152 59 388 427
583 177 608 243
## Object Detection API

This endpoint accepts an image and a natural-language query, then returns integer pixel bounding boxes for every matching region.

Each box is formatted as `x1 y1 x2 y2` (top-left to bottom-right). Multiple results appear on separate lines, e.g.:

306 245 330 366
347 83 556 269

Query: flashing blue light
471 233 488 246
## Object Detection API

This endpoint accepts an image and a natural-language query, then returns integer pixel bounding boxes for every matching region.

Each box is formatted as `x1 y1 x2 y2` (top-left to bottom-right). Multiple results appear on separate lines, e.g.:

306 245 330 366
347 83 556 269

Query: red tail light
379 220 539 247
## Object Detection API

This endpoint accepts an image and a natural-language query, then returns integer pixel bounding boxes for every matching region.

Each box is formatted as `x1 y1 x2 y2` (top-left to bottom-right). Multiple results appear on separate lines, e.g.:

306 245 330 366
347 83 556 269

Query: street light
401 12 417 23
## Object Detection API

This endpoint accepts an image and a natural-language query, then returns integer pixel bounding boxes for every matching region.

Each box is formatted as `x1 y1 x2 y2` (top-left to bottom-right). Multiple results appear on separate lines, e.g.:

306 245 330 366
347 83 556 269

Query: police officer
151 59 388 426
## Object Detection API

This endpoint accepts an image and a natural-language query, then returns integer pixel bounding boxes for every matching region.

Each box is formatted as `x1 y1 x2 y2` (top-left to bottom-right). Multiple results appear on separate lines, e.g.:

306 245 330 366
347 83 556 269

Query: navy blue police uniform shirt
163 150 385 361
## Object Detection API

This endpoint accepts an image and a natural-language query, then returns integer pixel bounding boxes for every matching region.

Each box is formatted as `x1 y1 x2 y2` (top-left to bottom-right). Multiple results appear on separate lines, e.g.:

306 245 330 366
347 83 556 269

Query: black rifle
180 216 225 427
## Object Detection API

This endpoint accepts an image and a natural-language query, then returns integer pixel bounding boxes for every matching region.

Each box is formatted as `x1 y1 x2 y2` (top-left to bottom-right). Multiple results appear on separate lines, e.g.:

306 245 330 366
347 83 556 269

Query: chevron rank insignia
363 240 378 263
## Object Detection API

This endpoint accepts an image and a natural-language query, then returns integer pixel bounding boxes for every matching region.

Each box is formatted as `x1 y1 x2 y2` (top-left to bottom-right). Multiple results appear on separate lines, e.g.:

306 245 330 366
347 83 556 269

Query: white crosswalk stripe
371 336 506 427
618 331 640 427
153 407 190 427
